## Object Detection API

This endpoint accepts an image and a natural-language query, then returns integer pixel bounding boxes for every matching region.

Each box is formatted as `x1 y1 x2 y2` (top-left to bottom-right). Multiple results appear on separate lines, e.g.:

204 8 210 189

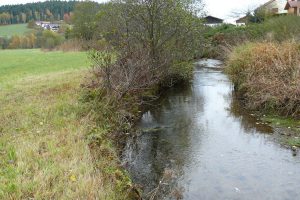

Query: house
284 0 300 15
203 16 224 27
35 21 60 32
45 24 60 32
235 0 287 26
236 16 248 26
256 0 287 15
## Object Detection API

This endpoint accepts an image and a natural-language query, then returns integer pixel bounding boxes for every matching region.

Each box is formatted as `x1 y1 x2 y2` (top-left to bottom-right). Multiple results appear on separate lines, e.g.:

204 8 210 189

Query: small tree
88 50 117 91
27 20 36 28
8 35 21 49
72 1 100 40
86 0 205 101
96 0 205 82
41 30 64 49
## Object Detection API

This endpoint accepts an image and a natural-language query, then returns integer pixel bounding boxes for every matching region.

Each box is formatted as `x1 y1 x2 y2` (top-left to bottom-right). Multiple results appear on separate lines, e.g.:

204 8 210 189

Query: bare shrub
89 48 166 100
56 39 84 52
226 41 300 117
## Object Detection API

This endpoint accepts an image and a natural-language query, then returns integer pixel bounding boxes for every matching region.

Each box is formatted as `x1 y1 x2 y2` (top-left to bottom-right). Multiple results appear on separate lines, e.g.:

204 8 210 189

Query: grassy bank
226 42 300 117
225 42 300 147
0 24 32 37
0 49 131 199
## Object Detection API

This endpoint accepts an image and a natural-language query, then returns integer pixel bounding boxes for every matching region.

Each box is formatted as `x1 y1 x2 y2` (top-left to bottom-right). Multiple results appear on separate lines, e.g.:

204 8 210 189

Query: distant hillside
0 1 81 25
0 24 32 37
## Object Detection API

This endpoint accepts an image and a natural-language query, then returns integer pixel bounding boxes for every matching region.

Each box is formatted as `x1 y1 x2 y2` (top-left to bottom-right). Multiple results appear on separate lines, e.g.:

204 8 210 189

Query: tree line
0 0 80 25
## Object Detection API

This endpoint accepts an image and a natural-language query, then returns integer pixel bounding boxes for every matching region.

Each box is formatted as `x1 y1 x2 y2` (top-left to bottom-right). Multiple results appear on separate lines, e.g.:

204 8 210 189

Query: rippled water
122 60 300 200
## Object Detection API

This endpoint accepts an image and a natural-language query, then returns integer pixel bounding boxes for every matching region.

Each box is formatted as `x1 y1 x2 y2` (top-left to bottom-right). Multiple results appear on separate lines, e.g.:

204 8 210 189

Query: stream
122 59 300 200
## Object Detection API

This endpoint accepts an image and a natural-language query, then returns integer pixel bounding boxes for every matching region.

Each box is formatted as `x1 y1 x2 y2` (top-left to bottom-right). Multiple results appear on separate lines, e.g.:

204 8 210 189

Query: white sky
204 0 266 22
0 0 267 22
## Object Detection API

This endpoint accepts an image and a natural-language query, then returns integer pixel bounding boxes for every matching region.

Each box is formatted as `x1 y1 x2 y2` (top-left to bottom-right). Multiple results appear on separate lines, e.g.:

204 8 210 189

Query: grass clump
226 41 300 118
287 138 300 147
262 115 300 130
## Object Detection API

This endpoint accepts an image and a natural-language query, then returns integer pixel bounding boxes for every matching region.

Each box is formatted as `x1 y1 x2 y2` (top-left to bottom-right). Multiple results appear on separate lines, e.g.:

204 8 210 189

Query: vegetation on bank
0 49 134 199
204 15 300 59
81 0 202 125
219 16 300 146
226 41 300 118
0 0 204 198
78 0 203 198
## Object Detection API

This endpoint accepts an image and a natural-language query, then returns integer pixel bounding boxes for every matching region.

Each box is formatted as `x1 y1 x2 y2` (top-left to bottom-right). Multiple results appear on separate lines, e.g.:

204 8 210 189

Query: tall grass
226 41 300 117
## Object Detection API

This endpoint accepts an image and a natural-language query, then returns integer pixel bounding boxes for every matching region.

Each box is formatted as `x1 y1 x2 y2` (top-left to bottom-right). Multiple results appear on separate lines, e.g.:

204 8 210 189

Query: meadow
0 49 124 199
0 49 88 86
0 24 32 37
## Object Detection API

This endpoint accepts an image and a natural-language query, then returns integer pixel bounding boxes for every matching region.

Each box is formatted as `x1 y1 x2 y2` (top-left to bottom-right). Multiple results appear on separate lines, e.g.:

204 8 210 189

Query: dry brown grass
56 39 84 52
226 41 300 117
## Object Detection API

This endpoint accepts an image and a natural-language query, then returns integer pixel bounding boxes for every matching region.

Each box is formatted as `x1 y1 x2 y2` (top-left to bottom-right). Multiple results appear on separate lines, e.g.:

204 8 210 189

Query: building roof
261 0 276 8
204 16 223 24
236 16 248 23
257 0 287 14
285 1 300 10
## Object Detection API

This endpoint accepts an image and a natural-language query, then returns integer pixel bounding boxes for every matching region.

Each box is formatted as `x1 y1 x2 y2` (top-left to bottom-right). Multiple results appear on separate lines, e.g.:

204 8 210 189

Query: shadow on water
229 92 274 134
122 60 300 200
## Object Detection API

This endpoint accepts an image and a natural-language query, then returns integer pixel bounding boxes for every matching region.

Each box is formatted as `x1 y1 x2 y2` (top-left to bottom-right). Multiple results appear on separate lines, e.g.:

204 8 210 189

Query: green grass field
0 49 89 87
0 24 32 37
0 49 122 199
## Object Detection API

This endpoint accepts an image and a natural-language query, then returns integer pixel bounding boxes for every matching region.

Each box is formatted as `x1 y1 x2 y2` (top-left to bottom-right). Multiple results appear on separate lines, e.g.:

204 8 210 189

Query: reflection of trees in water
124 83 205 198
229 91 273 134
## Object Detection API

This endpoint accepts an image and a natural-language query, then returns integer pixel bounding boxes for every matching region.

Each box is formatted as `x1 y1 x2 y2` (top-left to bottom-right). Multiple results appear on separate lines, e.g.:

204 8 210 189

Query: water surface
122 60 300 200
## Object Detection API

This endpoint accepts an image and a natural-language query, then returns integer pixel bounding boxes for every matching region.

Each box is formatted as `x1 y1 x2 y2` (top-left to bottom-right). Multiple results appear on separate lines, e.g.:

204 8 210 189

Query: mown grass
0 49 88 87
0 49 130 199
0 24 32 37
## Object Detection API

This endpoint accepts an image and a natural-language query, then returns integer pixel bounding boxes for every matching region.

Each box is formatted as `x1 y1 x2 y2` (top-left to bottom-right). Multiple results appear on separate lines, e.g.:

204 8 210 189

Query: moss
262 115 300 132
259 114 300 147
287 138 300 147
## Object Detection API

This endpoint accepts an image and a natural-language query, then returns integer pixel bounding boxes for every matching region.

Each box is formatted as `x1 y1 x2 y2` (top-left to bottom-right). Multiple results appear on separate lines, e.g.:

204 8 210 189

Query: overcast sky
0 0 267 21
204 0 265 21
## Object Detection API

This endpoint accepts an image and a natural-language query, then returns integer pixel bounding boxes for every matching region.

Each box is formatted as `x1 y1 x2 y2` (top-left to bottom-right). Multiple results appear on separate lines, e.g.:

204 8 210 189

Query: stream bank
122 59 300 200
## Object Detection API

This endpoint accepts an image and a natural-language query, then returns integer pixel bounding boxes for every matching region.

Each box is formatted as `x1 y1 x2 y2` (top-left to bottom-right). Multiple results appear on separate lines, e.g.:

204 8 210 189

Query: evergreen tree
0 1 83 25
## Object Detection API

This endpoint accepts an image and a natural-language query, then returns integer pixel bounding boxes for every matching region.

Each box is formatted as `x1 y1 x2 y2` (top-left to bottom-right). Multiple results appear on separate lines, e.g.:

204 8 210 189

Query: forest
0 0 78 25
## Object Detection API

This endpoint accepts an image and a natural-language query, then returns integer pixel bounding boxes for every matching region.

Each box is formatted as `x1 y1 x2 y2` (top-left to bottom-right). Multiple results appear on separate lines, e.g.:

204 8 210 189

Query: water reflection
229 91 273 134
122 61 300 200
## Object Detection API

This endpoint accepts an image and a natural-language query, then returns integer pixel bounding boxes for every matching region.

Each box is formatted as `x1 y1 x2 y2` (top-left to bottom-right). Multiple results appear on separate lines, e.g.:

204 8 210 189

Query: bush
205 16 300 59
259 15 300 42
41 30 64 49
27 20 36 28
226 41 300 117
56 39 84 52
0 37 9 49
